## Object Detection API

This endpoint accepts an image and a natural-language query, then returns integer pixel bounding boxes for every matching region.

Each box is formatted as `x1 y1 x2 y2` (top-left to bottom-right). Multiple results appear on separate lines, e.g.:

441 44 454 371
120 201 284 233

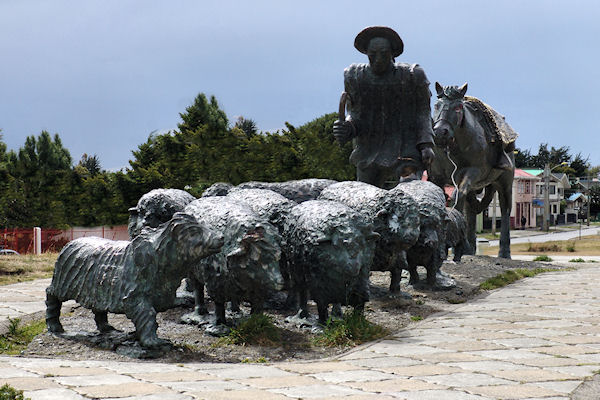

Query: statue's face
367 37 392 76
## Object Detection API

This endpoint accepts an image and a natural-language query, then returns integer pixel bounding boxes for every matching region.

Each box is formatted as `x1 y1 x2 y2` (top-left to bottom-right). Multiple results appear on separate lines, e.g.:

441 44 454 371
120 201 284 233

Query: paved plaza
1 264 600 399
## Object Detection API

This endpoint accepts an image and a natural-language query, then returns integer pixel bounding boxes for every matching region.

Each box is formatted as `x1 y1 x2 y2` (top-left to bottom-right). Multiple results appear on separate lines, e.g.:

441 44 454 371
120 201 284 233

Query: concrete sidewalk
2 266 600 399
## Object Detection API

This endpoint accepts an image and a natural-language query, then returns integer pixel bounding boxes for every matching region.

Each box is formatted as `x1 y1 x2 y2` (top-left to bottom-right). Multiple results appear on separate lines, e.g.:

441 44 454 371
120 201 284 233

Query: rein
445 147 460 211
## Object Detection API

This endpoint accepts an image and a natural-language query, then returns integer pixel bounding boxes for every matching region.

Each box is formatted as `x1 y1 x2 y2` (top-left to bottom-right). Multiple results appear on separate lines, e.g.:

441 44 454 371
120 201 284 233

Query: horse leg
464 195 478 255
455 167 481 211
497 179 512 259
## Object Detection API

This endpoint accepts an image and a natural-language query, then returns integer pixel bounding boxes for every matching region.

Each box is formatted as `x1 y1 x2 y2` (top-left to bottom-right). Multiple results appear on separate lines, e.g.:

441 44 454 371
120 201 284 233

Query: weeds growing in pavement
0 318 46 355
0 384 29 400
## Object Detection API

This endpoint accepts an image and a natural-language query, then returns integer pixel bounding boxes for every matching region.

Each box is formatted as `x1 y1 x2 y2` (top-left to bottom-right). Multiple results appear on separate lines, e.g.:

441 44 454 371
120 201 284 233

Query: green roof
522 169 543 176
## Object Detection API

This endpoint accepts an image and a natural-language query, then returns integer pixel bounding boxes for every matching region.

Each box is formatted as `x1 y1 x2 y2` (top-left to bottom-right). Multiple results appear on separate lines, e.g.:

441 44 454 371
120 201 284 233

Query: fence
1 226 129 254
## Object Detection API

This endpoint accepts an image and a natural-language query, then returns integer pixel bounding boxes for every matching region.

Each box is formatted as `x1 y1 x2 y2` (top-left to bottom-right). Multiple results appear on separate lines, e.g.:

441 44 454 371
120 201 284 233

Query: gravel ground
23 255 572 363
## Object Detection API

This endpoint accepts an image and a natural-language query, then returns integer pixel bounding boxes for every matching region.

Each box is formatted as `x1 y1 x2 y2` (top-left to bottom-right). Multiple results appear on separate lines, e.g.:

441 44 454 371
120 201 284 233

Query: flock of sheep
46 178 469 346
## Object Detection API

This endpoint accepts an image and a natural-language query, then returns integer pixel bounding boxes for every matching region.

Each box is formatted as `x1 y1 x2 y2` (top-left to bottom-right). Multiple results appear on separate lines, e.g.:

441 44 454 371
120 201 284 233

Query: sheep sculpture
319 181 420 295
45 213 224 349
285 200 379 324
184 197 283 335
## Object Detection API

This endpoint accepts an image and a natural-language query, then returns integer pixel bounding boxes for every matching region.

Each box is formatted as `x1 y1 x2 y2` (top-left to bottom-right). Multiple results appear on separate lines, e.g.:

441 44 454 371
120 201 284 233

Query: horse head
432 82 468 147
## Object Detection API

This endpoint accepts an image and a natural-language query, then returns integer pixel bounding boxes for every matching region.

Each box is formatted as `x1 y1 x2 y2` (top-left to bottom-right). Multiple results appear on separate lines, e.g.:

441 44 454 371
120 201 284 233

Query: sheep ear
128 207 138 215
458 82 468 97
435 82 444 98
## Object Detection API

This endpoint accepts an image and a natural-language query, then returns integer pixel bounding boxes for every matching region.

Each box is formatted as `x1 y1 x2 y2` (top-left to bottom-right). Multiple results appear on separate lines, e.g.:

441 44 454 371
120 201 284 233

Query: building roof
568 192 586 202
522 169 543 176
514 169 539 180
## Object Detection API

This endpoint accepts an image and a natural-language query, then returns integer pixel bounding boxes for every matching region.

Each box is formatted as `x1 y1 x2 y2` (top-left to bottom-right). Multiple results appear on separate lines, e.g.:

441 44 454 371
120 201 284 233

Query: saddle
463 96 518 146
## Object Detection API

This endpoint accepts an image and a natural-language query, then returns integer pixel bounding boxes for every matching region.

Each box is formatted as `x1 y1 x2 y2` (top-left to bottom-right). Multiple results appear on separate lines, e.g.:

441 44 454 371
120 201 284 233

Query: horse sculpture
427 82 517 259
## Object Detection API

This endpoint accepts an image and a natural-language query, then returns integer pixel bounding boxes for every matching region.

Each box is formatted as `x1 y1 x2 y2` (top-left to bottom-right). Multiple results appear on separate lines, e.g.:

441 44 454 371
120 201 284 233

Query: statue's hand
333 120 353 145
421 146 435 168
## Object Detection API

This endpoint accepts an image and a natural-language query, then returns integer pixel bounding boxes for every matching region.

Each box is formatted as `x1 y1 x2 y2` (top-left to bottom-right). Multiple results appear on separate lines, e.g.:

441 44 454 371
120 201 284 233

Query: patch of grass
415 299 425 305
0 318 46 355
0 384 29 400
313 310 388 347
484 235 600 256
447 298 466 304
0 253 57 286
566 242 576 252
217 314 281 346
241 356 267 363
533 255 553 262
570 258 586 263
410 315 423 321
480 268 560 290
527 243 561 252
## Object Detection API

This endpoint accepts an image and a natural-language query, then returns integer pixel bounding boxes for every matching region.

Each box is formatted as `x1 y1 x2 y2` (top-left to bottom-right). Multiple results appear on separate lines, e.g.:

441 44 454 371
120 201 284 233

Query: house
486 169 540 229
523 169 571 225
565 192 587 221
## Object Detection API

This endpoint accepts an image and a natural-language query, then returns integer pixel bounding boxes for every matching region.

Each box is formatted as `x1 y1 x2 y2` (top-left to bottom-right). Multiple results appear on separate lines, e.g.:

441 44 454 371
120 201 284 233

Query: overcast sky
1 1 599 171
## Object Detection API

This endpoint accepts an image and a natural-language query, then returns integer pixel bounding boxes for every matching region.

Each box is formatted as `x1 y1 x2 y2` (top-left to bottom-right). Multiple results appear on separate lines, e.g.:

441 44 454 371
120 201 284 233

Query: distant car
0 249 19 255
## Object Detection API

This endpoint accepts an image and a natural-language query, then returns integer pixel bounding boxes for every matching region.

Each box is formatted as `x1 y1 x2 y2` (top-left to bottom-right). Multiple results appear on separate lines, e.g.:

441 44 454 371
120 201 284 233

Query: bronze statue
333 26 435 187
428 83 517 259
46 213 224 349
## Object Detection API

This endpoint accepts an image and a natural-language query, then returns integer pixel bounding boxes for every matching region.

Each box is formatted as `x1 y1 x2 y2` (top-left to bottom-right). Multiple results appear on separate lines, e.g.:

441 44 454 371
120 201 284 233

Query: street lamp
542 162 568 232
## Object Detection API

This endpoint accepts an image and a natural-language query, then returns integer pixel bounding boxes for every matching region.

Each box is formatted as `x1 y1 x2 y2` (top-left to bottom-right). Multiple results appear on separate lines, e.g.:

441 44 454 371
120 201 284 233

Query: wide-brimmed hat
354 26 403 57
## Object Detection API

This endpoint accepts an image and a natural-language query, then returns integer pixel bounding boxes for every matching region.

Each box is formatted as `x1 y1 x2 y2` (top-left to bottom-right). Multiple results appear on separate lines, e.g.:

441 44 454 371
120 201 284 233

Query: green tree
234 116 258 137
177 93 228 133
6 131 73 227
78 153 102 176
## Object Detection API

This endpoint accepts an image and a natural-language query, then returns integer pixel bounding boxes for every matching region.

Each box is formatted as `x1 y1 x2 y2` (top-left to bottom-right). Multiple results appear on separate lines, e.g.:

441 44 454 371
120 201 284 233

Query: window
525 181 531 194
552 204 557 214
550 185 556 195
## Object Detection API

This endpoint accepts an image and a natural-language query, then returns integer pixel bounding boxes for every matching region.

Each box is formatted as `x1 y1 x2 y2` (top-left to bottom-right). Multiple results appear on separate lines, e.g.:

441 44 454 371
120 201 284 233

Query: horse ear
435 82 444 97
458 82 468 97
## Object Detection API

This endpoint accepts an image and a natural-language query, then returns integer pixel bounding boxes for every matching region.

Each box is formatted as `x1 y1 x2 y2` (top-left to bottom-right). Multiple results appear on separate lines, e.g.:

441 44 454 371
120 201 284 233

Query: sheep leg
317 301 329 325
298 288 309 319
331 303 342 318
94 311 115 333
192 278 208 316
45 291 64 333
390 251 407 293
214 302 227 326
128 303 168 349
230 300 241 313
250 299 264 314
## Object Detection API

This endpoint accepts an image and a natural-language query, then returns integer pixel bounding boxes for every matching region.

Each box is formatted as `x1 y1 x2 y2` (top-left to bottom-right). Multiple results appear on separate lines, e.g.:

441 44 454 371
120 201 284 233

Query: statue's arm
333 65 360 144
412 64 435 150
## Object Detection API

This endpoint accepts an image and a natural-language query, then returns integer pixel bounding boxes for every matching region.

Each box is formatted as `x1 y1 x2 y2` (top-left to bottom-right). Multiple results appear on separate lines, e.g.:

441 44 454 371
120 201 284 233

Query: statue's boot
495 150 513 171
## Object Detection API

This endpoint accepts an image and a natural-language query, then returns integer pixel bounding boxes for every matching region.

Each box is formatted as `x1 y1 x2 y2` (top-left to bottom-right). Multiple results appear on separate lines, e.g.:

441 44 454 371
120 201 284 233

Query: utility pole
492 193 497 236
586 175 591 227
543 163 550 232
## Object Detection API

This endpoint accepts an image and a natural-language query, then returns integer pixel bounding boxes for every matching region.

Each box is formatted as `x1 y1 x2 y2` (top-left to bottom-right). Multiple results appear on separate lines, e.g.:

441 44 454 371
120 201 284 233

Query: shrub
566 242 576 252
0 384 29 400
570 258 586 263
533 255 553 262
313 310 388 347
218 314 281 346
527 244 561 252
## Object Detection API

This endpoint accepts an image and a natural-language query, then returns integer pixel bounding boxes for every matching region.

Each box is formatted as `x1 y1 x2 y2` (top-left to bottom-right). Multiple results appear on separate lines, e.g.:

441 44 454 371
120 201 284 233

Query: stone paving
1 266 600 399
